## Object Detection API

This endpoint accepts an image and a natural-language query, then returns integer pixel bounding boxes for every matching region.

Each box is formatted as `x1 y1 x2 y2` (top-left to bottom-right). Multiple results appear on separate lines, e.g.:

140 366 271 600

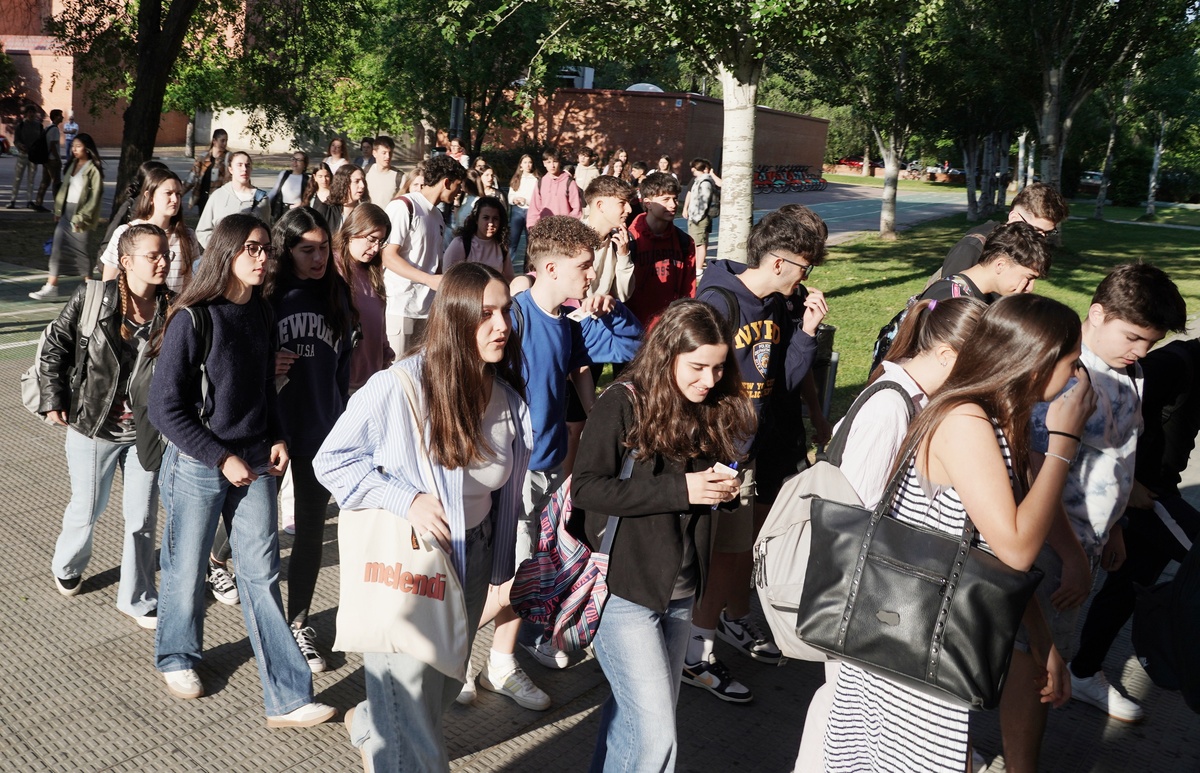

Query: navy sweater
272 274 353 459
149 296 282 469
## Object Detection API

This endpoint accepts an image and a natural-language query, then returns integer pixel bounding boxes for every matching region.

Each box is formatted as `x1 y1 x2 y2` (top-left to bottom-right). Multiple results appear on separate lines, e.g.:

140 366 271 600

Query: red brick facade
495 88 829 182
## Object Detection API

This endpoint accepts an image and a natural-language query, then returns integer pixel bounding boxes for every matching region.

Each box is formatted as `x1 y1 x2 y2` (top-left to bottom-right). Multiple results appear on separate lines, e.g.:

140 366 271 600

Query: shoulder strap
78 282 104 340
400 195 416 228
947 274 972 297
698 285 741 329
824 380 916 467
463 232 474 260
184 306 214 426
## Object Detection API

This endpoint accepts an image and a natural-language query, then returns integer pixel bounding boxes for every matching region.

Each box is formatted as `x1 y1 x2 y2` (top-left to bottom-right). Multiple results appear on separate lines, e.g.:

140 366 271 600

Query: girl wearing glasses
334 203 395 391
36 223 172 628
148 214 336 727
99 167 199 292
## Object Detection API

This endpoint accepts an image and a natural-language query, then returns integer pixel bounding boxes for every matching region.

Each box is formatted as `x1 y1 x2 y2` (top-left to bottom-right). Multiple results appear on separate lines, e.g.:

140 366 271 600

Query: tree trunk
114 0 205 212
961 136 980 221
996 130 1010 209
1017 130 1028 191
1146 113 1165 218
861 144 871 177
185 113 195 158
978 133 995 217
874 128 900 239
716 57 762 262
1038 65 1064 190
1094 102 1121 220
1026 140 1036 188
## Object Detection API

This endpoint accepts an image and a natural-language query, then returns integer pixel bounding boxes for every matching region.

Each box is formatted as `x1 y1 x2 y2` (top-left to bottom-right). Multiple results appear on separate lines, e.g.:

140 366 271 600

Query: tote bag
332 366 470 681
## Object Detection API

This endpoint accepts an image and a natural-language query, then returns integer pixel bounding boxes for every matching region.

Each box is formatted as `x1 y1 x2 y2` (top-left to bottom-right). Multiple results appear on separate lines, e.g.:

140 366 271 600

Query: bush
1157 168 1200 204
1109 147 1155 207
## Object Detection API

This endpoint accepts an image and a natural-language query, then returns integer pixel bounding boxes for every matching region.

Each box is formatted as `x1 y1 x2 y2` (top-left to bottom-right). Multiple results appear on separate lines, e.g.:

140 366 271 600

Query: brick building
496 88 829 183
1 2 189 149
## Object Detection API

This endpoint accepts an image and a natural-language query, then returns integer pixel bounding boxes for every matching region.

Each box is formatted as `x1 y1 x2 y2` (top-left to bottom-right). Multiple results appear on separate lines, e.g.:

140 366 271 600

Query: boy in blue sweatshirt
462 216 603 712
687 204 829 702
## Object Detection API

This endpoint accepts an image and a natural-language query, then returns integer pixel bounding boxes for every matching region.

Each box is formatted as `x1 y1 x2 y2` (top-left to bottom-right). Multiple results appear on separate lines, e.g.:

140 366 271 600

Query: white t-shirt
508 174 537 210
366 166 399 208
271 171 306 206
384 194 445 319
462 383 516 528
831 361 928 509
66 168 88 203
323 156 349 175
100 219 197 293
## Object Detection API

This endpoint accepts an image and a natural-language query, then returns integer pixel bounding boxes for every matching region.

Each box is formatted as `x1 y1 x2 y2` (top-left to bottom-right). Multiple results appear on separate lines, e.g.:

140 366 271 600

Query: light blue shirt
314 355 532 584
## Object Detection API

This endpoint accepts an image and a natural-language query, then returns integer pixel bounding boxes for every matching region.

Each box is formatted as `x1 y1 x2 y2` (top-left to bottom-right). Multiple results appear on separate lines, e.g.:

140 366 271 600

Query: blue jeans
52 428 159 616
590 594 694 773
509 207 528 265
350 517 494 772
154 444 313 716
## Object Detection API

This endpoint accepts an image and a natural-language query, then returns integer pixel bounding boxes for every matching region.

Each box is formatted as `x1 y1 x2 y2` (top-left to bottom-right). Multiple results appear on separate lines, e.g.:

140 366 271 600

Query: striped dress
823 424 1012 773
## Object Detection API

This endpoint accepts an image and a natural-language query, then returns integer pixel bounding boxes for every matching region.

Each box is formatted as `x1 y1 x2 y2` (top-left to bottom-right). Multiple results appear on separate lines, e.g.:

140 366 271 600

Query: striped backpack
510 389 636 651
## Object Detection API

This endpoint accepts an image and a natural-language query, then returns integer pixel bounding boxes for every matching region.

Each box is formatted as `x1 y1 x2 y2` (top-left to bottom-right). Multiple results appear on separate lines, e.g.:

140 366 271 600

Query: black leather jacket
36 280 170 437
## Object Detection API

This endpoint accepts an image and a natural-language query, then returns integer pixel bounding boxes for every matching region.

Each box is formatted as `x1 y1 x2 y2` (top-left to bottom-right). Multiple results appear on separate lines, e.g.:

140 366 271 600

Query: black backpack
870 275 972 373
27 126 51 165
1134 539 1200 713
128 306 216 472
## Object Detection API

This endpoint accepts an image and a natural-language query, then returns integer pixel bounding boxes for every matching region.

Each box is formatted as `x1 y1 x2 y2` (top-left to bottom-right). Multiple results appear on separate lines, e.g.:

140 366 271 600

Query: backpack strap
183 306 214 427
823 380 916 467
78 281 104 340
698 285 741 329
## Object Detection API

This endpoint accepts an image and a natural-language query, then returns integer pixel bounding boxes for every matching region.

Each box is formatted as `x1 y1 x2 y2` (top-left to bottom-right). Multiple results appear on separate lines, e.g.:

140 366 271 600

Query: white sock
489 649 518 676
686 626 716 665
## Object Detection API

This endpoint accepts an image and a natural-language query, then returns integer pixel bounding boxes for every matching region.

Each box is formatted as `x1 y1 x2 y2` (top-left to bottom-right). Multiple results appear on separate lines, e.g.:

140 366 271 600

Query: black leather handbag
797 458 1043 710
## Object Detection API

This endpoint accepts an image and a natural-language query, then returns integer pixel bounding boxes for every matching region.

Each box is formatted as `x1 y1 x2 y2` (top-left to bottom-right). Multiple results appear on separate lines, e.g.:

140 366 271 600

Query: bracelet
1045 452 1073 465
1047 430 1082 443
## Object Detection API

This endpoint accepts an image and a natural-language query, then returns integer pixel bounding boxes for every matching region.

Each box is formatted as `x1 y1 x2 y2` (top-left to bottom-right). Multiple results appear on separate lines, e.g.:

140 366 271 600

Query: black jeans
1071 495 1200 677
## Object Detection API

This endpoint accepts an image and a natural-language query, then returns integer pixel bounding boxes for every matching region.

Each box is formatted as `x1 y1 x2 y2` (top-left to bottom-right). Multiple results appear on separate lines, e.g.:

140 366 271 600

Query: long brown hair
333 203 391 299
148 214 269 357
868 296 987 384
328 165 365 206
622 299 756 464
419 262 524 469
132 167 195 283
892 294 1082 492
510 154 537 191
267 207 351 343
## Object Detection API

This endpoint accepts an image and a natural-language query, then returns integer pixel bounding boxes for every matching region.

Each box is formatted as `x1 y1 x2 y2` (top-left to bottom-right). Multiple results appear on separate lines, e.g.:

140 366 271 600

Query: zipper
866 553 947 587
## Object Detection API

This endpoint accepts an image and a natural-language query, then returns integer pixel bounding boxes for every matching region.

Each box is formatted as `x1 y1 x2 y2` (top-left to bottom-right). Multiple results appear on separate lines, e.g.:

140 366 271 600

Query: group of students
26 126 1197 771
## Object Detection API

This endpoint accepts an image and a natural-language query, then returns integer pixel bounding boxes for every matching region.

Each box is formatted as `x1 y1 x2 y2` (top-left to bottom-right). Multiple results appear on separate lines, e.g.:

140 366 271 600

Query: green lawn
818 214 1200 420
822 172 966 192
1079 204 1200 228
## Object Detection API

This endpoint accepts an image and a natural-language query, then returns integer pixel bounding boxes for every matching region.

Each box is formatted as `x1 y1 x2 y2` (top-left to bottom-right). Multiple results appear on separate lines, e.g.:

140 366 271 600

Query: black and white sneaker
53 574 82 597
206 562 240 605
682 656 753 703
292 623 327 673
718 611 782 664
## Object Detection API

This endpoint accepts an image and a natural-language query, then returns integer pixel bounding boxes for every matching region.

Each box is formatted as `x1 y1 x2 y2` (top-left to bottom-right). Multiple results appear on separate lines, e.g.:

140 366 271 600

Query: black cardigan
571 385 715 614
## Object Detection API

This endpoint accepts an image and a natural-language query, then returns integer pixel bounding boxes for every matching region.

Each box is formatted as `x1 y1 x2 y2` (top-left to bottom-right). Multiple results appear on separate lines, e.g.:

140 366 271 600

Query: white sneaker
132 610 157 630
1069 668 1143 723
479 665 551 710
521 639 569 669
456 671 478 705
162 669 204 700
28 283 59 301
207 562 240 605
267 701 337 728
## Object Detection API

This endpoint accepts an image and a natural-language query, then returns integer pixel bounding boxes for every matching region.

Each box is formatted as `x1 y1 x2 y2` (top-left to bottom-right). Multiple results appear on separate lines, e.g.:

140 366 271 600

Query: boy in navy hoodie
687 204 829 702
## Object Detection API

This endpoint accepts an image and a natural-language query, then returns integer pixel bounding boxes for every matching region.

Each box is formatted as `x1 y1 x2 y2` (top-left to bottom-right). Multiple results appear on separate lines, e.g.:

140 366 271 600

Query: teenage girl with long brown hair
316 261 532 770
823 294 1097 772
572 299 756 771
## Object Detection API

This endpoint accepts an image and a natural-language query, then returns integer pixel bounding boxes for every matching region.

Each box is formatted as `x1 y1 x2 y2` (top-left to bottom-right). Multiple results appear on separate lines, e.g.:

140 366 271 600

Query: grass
818 213 1200 420
822 172 966 192
1078 204 1200 228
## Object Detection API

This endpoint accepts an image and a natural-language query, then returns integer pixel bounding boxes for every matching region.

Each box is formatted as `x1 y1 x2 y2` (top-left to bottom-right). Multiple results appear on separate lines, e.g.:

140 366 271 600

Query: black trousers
1072 495 1200 677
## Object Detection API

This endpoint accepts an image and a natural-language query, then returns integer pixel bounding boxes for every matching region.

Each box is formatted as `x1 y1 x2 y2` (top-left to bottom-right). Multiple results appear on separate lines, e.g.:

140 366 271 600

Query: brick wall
494 89 828 183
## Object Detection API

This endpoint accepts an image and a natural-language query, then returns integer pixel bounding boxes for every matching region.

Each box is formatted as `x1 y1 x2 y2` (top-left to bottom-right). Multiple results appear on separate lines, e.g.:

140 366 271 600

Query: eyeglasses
128 251 175 264
355 234 384 248
242 242 275 258
293 157 307 163
1016 210 1059 238
769 253 814 279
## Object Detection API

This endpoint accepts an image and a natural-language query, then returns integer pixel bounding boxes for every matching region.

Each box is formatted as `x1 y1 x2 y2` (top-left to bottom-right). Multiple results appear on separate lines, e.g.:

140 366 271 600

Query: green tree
505 0 859 260
1132 48 1200 217
0 43 20 100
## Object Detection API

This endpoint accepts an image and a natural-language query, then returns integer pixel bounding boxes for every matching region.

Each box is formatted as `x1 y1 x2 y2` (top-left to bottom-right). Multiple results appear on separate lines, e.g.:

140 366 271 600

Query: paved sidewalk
0 266 1198 767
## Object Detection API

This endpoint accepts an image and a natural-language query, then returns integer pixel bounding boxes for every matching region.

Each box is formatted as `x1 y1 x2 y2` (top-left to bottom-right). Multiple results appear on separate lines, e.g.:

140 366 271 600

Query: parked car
1080 171 1104 186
